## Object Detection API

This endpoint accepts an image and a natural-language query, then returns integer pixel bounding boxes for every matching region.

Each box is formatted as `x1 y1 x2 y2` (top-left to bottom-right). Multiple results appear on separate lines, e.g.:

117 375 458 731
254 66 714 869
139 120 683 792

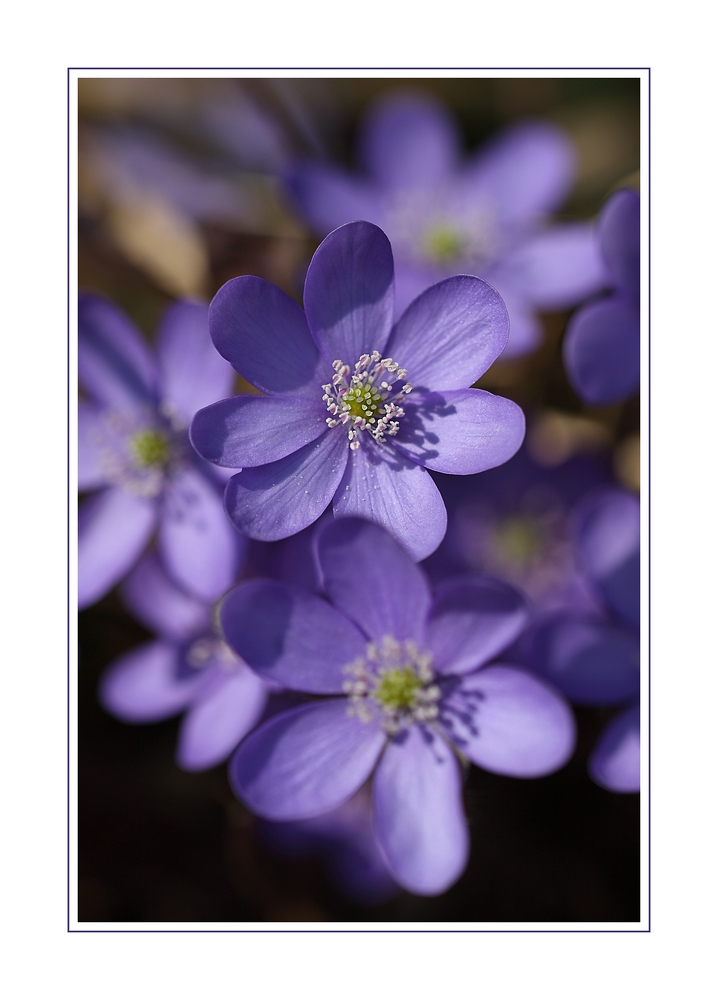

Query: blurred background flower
78 75 640 923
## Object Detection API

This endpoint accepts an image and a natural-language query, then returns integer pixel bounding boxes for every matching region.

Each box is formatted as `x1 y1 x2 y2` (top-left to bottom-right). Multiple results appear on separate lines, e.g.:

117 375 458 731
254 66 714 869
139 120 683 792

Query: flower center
343 635 441 734
187 636 240 672
130 428 170 468
322 352 413 450
490 515 546 572
422 223 466 265
89 411 185 498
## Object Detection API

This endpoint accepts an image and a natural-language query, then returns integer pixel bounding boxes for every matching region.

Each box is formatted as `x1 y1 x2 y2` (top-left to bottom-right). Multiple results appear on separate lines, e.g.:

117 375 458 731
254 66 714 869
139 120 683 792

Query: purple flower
78 294 246 608
99 552 268 771
563 188 640 405
221 517 576 896
286 93 606 356
190 221 525 561
523 489 640 793
588 703 640 794
424 446 611 614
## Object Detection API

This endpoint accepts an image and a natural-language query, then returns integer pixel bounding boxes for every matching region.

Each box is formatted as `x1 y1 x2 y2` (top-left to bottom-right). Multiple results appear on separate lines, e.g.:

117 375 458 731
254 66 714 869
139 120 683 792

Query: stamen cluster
90 411 185 498
322 352 413 450
186 636 240 672
343 635 441 735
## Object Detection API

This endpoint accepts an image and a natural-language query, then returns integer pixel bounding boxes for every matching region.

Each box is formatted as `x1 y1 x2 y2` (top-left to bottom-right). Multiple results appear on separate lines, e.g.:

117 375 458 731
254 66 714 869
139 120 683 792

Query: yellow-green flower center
491 516 545 571
130 428 170 468
342 382 384 424
423 224 465 265
373 666 424 711
343 636 441 734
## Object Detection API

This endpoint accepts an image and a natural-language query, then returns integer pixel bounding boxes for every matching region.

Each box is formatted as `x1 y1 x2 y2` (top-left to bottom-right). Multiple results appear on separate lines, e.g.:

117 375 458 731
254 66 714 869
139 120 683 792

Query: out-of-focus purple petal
285 162 384 235
598 188 640 302
332 442 447 561
426 576 529 676
99 641 206 722
394 388 525 475
221 579 366 693
444 664 576 777
359 94 459 191
373 725 468 895
209 276 321 396
527 614 640 705
159 465 244 602
386 276 509 390
588 703 640 793
190 394 327 469
120 551 212 641
275 523 324 594
317 517 432 642
463 121 575 223
229 699 385 820
483 277 543 358
303 222 395 363
156 299 234 425
78 487 157 609
563 297 640 406
575 489 640 628
505 223 606 310
78 294 157 410
224 430 348 541
392 264 439 322
177 666 268 771
78 403 109 491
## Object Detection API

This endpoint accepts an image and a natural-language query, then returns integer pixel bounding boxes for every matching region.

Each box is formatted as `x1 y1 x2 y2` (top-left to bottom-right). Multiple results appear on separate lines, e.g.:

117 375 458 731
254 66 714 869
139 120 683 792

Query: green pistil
373 667 423 711
423 224 464 265
492 516 544 570
343 382 384 423
130 428 170 468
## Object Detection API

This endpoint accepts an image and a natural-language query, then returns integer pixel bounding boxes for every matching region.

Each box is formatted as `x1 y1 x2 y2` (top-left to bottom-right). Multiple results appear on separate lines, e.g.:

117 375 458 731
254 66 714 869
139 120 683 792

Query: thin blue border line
67 67 649 934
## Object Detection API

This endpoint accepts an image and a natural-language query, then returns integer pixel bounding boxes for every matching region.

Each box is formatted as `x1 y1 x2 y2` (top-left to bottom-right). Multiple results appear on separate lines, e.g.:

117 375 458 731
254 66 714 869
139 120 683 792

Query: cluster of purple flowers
81 92 640 903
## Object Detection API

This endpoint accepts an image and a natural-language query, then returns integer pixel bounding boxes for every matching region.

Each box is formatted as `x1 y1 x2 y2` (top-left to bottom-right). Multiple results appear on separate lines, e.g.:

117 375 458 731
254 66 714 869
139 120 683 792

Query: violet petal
78 402 110 491
373 725 468 895
332 441 447 561
444 664 576 777
209 275 322 396
120 551 212 642
190 393 327 469
78 487 157 609
394 388 525 475
303 221 395 363
221 579 366 693
588 703 640 793
99 641 206 722
360 94 459 191
504 222 606 310
385 275 509 390
78 294 157 411
528 613 640 705
229 699 385 820
317 517 432 642
426 575 529 676
159 465 244 602
224 430 349 541
177 667 268 771
157 299 235 425
563 297 640 406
